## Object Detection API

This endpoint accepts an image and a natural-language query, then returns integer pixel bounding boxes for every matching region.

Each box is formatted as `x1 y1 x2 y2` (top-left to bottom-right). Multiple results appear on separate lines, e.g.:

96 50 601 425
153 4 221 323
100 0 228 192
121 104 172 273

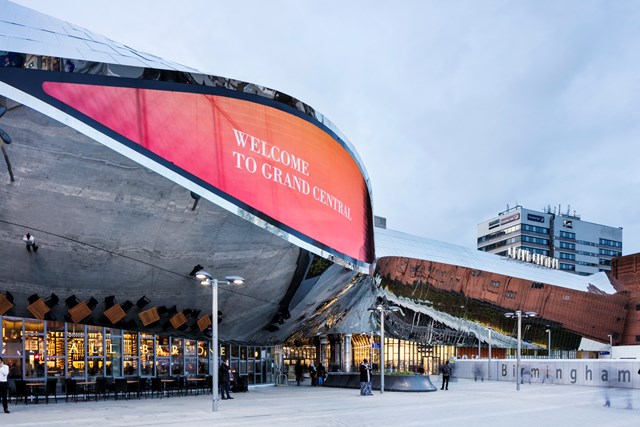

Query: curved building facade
0 1 638 387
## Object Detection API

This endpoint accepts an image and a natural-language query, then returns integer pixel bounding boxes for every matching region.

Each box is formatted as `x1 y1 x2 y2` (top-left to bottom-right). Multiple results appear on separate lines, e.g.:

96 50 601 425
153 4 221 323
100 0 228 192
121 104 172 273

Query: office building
477 205 623 276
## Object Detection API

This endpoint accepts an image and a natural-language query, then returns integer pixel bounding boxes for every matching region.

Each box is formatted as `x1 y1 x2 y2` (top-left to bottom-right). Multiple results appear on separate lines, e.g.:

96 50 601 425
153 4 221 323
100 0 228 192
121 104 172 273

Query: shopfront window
197 341 209 375
46 321 65 378
184 339 197 376
67 324 85 378
106 328 122 377
156 335 170 376
123 331 139 376
1 316 275 382
140 334 155 376
2 317 23 378
24 319 45 378
87 325 104 377
171 338 183 375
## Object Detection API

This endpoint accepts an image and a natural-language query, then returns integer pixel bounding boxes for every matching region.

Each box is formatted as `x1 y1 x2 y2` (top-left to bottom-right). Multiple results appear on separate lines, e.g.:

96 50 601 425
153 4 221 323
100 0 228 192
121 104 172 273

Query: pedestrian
0 357 9 413
294 360 303 386
317 362 326 386
22 232 38 252
474 363 484 382
359 358 373 396
309 361 317 386
440 361 451 390
218 359 233 400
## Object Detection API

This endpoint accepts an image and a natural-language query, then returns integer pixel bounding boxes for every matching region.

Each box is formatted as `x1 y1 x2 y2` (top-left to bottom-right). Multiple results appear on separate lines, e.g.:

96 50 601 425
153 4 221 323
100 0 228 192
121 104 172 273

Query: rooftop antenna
567 204 571 215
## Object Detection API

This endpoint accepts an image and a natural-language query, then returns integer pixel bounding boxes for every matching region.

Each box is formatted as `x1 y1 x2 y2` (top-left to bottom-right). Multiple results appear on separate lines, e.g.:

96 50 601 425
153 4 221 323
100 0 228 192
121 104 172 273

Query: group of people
293 360 326 386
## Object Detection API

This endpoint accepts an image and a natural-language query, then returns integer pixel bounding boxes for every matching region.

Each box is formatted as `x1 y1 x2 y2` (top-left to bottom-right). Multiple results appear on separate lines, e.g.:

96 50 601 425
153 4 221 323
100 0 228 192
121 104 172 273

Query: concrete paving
3 377 640 427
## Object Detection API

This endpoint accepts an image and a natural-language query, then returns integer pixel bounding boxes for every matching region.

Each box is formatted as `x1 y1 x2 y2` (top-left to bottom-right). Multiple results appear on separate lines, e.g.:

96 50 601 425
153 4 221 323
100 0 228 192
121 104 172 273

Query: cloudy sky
14 0 640 255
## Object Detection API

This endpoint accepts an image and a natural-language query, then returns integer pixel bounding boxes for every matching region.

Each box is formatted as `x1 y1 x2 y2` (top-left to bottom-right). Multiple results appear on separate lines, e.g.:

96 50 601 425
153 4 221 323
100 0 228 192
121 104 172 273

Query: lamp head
524 311 537 317
195 270 211 281
225 276 245 285
388 305 401 312
504 312 515 318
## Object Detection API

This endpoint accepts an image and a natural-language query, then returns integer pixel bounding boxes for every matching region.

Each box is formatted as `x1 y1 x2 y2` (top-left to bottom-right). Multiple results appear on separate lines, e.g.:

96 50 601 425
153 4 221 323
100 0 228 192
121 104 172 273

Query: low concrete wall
324 373 437 392
450 359 640 388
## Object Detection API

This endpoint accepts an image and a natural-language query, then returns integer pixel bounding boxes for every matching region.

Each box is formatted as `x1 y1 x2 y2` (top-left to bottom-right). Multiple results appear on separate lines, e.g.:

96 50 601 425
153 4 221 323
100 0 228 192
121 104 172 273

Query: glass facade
353 334 457 375
0 316 274 387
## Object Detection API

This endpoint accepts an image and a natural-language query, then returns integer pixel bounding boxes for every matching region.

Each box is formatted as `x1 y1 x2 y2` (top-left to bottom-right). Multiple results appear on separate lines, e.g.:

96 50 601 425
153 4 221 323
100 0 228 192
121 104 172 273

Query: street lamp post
546 328 551 360
504 310 536 391
196 270 244 412
487 328 492 380
608 334 613 359
368 304 401 394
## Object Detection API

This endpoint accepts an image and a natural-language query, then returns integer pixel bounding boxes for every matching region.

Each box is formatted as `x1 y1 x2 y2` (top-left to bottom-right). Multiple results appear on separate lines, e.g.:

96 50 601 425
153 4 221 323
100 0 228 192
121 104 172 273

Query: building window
559 231 575 239
531 282 544 289
559 263 575 271
490 281 500 288
577 250 597 257
478 236 519 252
599 248 622 257
520 246 549 256
522 235 549 245
559 252 576 260
599 238 622 248
478 224 521 244
563 220 573 228
576 240 598 247
576 261 598 267
504 291 516 299
559 241 575 250
521 224 549 234
562 295 570 301
599 259 612 266
636 304 640 311
636 335 640 343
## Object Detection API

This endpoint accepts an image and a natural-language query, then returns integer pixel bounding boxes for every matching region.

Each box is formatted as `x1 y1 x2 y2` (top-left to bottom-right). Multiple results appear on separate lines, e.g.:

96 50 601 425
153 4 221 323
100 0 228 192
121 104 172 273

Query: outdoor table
197 315 211 331
27 298 50 320
76 381 96 400
169 312 187 329
25 382 45 403
139 307 160 326
68 301 91 323
104 303 126 324
186 377 206 395
161 378 175 397
0 293 13 315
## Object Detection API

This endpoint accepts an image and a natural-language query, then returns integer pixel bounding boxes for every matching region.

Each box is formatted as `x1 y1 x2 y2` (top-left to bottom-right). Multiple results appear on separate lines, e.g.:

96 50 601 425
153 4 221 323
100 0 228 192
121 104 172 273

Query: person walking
0 357 9 413
441 361 452 390
218 359 233 400
309 361 317 386
317 362 326 386
294 360 303 386
23 232 38 252
359 358 373 396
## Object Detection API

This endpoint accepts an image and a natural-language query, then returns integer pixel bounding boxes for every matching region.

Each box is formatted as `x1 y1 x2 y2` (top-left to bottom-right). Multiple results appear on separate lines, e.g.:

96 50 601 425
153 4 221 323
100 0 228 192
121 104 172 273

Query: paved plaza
3 378 640 426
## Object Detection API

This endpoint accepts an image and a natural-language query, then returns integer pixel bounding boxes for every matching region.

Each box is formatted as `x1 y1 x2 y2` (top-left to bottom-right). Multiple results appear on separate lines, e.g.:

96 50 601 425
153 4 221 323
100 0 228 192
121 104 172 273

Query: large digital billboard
0 68 374 269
